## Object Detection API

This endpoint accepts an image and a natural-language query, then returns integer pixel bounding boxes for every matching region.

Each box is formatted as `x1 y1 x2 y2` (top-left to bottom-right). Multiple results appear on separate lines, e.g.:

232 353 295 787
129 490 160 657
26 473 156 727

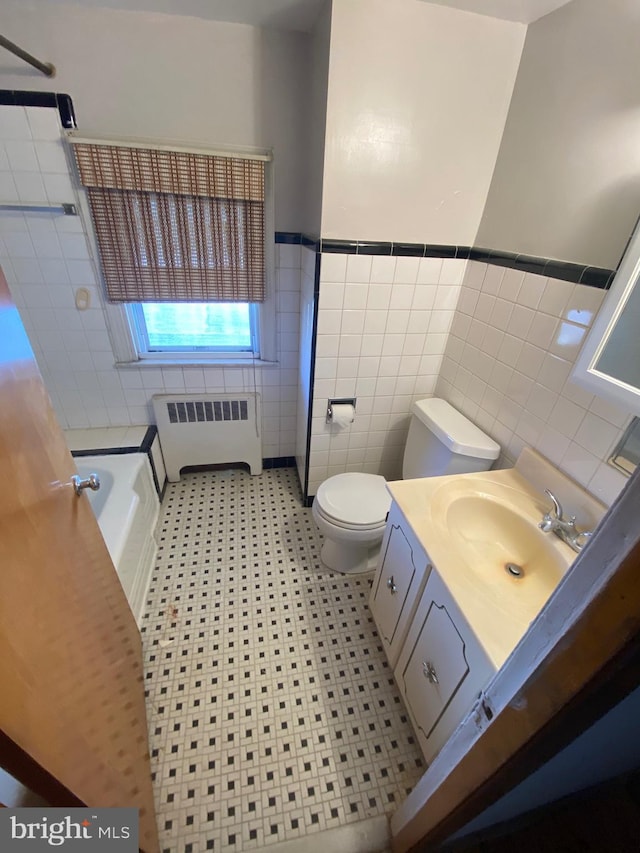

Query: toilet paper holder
326 398 357 424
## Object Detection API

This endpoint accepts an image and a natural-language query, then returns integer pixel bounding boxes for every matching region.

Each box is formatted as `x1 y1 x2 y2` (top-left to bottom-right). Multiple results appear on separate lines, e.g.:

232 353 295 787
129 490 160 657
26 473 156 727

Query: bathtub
76 453 159 626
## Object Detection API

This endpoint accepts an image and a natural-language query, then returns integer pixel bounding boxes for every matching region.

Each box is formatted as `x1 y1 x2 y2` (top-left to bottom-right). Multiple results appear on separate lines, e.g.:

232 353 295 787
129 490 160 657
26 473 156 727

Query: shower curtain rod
0 34 55 77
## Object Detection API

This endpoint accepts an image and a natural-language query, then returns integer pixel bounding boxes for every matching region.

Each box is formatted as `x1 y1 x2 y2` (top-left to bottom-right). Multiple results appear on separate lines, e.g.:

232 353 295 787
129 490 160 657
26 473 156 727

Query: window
127 301 259 359
71 139 274 363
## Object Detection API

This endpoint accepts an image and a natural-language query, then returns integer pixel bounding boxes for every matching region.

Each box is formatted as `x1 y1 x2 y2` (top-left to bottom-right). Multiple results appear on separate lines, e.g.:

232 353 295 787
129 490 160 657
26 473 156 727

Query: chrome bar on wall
0 203 77 216
0 34 55 77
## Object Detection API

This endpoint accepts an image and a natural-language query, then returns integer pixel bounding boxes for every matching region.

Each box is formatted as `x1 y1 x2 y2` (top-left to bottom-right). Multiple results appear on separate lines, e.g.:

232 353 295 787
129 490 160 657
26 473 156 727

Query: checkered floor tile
141 468 424 852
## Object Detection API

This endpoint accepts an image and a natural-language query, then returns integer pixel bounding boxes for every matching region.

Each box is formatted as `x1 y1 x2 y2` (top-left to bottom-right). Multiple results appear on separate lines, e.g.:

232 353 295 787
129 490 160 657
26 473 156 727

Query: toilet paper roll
331 403 355 428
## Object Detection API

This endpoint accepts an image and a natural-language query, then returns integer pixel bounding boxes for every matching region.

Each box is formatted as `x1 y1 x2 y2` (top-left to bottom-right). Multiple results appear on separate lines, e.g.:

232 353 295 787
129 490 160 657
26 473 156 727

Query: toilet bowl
312 472 391 574
312 398 500 575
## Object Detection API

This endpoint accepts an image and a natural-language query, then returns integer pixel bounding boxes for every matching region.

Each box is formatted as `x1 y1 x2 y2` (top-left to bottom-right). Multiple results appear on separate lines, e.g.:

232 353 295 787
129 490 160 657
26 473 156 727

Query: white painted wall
477 0 640 268
0 0 309 231
301 0 332 237
320 0 525 243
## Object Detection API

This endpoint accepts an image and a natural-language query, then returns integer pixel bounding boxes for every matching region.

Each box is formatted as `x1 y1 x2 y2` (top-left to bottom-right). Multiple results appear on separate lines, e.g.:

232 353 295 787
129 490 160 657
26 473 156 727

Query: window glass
139 303 253 351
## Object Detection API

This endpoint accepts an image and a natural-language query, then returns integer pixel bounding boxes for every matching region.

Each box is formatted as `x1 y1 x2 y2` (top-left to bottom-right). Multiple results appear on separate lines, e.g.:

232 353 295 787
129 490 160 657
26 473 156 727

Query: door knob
71 473 100 495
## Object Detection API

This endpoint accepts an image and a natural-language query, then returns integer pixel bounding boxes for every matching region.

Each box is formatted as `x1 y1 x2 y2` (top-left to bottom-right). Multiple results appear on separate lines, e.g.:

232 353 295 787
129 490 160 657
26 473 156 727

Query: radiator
152 393 262 482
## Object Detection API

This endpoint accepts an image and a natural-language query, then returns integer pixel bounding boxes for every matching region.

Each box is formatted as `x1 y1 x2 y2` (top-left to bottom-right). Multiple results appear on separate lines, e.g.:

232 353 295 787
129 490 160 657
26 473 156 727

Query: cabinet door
396 570 495 764
370 502 431 666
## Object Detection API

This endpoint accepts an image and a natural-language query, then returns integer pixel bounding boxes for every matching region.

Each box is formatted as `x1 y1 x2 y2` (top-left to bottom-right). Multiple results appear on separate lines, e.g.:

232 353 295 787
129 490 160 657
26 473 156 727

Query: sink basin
444 494 568 587
429 476 575 630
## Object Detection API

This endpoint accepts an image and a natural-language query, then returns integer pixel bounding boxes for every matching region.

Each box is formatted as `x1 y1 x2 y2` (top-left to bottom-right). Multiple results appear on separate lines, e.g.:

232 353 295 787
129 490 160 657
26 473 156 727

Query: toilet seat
315 473 391 530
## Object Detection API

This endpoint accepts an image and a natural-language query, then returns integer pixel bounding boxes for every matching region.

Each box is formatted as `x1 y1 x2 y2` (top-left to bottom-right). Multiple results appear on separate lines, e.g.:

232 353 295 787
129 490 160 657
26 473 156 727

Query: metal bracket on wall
0 203 77 216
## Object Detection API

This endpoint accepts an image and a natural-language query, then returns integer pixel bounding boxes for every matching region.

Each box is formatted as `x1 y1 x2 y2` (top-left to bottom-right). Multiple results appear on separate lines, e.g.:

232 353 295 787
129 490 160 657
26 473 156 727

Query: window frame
70 138 277 367
126 301 261 361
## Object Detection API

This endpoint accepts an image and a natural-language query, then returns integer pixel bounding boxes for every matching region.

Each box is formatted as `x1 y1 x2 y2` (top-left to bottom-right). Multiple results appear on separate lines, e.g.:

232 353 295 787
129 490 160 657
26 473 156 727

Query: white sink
386 448 606 668
432 476 574 621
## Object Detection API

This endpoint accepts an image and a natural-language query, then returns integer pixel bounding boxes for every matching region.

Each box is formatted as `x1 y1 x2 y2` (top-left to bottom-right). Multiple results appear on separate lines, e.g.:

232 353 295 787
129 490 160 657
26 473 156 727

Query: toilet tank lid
411 398 500 460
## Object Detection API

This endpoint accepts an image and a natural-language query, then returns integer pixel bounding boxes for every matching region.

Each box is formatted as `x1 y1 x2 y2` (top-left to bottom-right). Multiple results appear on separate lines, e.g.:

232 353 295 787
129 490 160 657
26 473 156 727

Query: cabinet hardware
422 660 439 684
386 576 397 594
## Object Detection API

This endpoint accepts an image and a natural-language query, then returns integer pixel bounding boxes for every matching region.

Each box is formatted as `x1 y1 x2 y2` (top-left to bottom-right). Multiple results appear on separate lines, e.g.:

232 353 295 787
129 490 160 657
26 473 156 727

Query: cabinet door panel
401 601 469 740
395 570 496 764
370 503 431 665
372 523 418 642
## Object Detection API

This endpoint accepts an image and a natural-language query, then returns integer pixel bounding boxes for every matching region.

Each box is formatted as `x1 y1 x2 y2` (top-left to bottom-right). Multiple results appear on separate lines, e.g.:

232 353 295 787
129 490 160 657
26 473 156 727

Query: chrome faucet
539 489 592 553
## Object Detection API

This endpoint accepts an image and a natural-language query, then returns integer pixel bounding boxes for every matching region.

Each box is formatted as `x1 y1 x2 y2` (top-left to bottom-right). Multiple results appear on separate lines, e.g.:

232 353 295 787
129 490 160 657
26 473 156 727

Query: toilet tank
402 398 500 479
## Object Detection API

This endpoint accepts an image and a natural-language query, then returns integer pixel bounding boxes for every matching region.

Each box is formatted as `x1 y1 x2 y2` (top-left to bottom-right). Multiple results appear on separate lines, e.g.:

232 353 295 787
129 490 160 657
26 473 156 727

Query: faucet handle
574 529 593 551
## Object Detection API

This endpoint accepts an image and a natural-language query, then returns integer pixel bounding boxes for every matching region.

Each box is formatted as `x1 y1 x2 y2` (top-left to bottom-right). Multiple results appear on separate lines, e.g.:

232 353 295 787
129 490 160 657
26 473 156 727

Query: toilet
312 397 500 574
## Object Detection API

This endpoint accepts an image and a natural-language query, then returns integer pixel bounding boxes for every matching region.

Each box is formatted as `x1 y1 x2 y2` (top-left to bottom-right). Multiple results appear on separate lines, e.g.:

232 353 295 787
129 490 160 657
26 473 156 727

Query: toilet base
320 537 381 575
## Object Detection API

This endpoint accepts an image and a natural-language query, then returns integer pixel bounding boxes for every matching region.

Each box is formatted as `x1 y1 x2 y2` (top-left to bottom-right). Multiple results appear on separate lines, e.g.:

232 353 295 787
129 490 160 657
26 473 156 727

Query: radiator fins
167 399 249 424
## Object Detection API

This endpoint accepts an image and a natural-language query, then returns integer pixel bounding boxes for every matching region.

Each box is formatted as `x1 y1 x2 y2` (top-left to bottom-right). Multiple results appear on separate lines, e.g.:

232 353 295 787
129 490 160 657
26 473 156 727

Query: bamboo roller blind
73 142 266 303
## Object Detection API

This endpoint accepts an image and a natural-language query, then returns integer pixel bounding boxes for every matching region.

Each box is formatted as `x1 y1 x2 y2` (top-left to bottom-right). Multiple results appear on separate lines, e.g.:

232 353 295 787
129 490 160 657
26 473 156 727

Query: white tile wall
295 245 317 489
0 105 300 459
306 253 466 496
436 261 631 506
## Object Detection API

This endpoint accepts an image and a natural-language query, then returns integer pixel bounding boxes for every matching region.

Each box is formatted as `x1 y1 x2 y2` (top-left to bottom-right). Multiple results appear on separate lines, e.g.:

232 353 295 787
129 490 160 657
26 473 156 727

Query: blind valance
72 142 266 303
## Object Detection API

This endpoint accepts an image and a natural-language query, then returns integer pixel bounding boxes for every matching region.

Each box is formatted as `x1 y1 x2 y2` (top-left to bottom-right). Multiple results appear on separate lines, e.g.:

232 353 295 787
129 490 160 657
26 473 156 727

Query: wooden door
0 270 159 852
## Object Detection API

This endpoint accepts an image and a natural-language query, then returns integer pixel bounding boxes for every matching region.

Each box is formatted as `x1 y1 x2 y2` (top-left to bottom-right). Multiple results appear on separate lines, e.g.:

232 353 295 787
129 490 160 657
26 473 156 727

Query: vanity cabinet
395 569 495 764
369 502 432 667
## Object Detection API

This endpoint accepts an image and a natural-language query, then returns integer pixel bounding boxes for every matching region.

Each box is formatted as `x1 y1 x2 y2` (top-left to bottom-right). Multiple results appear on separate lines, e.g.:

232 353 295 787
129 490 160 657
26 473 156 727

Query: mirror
573 217 640 413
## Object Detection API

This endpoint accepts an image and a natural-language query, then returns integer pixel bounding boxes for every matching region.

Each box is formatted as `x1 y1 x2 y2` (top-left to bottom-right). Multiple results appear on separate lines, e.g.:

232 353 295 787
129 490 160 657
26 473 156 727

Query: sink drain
505 562 524 578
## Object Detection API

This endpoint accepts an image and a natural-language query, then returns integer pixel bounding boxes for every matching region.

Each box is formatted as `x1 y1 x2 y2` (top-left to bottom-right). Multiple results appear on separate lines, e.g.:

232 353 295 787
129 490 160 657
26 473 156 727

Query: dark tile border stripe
274 232 303 245
320 239 357 254
140 424 157 454
0 89 77 128
55 94 76 130
393 242 426 257
0 90 56 108
318 238 471 259
279 233 616 289
71 445 142 458
580 266 616 288
472 247 615 289
263 456 296 469
275 232 319 249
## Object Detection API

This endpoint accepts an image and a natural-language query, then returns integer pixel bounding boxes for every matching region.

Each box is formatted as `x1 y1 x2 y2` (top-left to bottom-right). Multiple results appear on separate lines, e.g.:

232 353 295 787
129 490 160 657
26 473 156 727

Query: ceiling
36 0 575 31
421 0 574 24
37 0 328 31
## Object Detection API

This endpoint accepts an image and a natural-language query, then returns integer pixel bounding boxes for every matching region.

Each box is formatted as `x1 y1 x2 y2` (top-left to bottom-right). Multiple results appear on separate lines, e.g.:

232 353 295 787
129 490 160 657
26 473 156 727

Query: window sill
114 358 279 369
